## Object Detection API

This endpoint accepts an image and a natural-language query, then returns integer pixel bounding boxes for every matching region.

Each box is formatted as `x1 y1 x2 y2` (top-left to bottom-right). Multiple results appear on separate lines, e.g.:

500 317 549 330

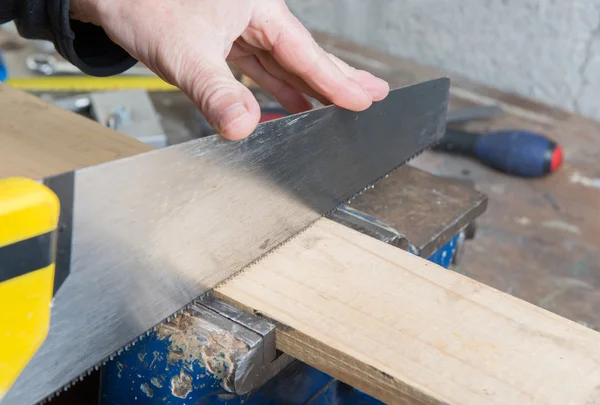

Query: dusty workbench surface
307 33 600 329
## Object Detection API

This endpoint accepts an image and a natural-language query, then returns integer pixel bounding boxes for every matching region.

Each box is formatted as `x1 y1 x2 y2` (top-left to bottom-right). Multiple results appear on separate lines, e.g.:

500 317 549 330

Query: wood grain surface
216 218 600 405
0 84 152 179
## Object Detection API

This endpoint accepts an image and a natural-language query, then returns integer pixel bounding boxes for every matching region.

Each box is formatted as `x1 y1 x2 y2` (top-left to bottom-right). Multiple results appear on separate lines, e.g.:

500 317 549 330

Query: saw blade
3 77 449 405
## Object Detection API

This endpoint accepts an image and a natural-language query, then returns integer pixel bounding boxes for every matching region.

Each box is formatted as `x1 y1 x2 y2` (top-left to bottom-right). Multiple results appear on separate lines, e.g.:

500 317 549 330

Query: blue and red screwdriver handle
435 128 563 178
437 105 563 178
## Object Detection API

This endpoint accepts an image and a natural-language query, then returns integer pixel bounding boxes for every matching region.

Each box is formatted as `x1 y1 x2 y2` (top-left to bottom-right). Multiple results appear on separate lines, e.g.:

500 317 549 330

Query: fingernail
364 79 390 101
370 77 389 91
351 78 376 101
361 85 374 100
219 102 250 132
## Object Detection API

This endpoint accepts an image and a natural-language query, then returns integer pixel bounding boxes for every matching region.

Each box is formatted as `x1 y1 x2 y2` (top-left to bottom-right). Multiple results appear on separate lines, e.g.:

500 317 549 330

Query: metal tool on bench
26 53 155 76
0 78 450 404
437 127 563 177
45 90 168 148
445 105 504 124
440 105 564 177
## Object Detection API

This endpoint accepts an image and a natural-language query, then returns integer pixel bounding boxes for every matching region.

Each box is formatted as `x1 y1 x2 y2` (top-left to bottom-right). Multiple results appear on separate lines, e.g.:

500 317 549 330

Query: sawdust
155 309 251 391
140 383 153 398
170 370 192 399
541 220 581 235
116 362 124 378
570 171 600 190
201 332 248 383
150 376 163 388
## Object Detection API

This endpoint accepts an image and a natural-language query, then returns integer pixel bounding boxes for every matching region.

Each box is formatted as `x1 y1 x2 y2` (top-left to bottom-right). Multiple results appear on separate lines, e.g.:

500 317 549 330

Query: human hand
70 0 390 140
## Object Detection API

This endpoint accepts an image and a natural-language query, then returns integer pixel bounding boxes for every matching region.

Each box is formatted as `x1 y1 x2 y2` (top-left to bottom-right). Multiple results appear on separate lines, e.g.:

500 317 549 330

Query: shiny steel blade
4 77 449 405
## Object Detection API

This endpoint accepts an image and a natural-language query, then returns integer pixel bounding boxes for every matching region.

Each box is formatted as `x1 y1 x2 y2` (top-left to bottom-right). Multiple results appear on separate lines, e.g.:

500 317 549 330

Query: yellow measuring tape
6 76 179 92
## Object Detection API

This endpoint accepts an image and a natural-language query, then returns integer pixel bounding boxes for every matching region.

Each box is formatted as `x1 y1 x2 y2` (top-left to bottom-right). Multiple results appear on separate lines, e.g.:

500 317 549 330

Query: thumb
186 58 261 140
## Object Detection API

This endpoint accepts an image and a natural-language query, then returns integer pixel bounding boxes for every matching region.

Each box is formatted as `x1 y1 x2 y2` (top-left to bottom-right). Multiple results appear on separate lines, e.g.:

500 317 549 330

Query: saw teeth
213 144 433 292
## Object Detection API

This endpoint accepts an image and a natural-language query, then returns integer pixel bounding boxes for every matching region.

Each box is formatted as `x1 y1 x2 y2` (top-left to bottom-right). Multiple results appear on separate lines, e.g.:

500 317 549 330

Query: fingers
230 39 330 106
327 53 390 102
233 55 313 114
185 58 261 140
264 13 379 111
252 50 332 106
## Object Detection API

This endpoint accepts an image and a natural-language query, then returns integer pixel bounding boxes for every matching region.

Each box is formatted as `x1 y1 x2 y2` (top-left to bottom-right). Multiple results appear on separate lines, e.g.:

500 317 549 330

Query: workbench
2 30 600 405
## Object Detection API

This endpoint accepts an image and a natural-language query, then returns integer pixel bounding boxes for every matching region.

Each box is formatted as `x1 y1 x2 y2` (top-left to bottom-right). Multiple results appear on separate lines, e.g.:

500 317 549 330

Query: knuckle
191 72 240 115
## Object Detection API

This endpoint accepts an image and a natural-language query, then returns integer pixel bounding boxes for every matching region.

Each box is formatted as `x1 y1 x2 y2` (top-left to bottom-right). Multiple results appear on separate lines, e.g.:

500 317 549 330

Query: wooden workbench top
313 32 600 330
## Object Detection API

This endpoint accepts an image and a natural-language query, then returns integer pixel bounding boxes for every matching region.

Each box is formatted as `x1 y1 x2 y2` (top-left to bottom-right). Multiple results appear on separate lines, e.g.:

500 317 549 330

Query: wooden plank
0 84 152 179
216 219 600 404
2 47 600 404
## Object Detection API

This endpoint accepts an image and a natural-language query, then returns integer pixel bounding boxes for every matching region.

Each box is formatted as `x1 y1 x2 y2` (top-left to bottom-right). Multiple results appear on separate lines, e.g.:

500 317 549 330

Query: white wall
288 0 600 119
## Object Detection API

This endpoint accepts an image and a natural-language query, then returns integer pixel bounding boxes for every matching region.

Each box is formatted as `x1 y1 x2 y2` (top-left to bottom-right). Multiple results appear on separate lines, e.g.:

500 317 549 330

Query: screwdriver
435 128 563 177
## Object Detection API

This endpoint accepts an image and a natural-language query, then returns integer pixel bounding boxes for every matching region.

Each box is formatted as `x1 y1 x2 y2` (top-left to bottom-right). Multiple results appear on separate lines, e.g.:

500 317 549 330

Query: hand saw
2 77 450 404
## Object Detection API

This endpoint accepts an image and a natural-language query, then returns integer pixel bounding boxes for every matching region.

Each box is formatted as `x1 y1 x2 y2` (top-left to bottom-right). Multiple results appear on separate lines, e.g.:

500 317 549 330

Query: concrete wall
287 0 600 120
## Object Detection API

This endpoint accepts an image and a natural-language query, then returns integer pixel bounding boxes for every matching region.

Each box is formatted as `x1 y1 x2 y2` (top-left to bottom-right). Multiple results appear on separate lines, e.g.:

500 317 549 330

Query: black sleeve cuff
16 0 137 77
57 20 138 77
